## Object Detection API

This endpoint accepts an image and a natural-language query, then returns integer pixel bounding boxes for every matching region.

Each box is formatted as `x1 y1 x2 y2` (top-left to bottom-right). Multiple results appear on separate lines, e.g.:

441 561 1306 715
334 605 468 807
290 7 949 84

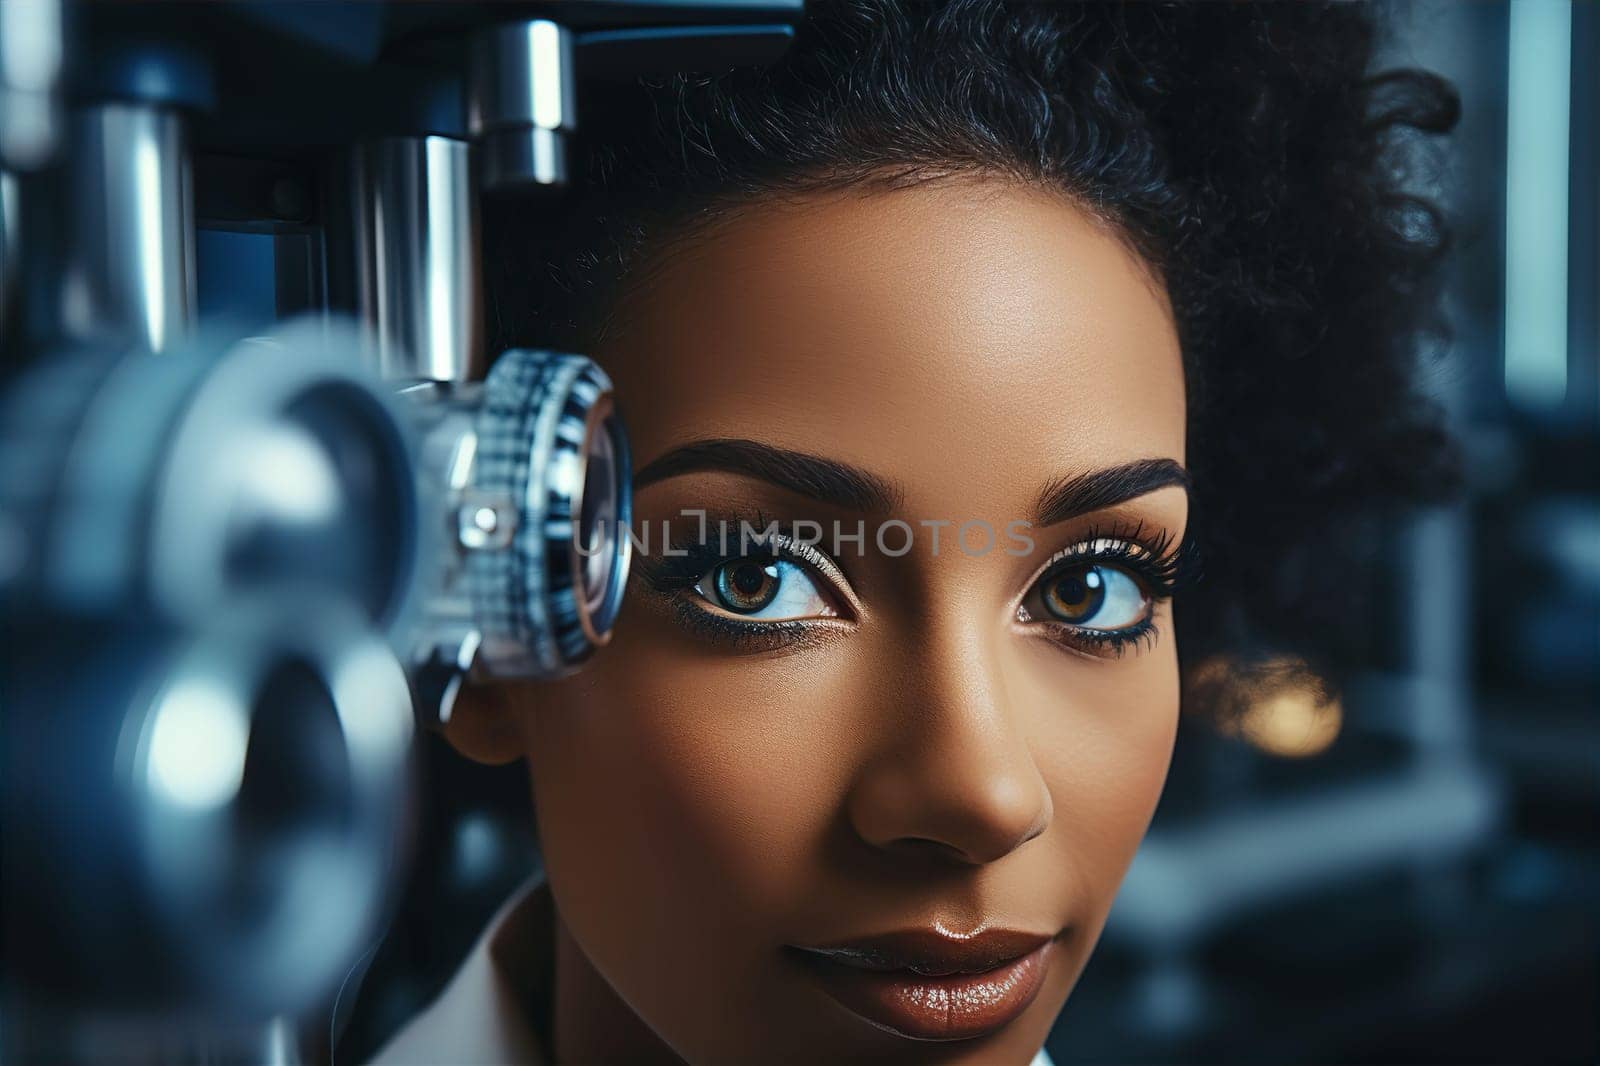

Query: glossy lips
790 926 1056 1042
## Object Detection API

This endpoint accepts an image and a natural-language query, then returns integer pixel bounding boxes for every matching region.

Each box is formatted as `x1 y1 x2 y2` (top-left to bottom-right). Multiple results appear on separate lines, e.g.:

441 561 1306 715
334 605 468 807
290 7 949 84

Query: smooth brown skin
448 174 1188 1063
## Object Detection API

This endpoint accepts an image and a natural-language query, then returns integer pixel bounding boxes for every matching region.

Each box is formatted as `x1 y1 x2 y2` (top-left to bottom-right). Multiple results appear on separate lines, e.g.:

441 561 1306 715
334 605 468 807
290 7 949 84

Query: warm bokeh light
1235 684 1343 758
1187 653 1343 758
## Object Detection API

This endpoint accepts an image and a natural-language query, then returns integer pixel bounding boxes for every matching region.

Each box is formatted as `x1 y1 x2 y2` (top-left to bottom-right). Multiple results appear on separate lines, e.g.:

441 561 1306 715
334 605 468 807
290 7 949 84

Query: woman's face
457 176 1188 1063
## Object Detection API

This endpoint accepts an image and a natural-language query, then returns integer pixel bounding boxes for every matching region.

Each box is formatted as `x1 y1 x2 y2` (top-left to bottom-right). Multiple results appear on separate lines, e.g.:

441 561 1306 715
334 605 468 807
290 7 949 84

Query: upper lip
789 927 1054 977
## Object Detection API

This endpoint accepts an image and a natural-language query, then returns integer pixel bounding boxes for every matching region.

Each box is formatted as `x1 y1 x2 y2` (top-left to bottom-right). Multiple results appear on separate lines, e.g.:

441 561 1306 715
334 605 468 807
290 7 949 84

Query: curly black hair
483 0 1460 704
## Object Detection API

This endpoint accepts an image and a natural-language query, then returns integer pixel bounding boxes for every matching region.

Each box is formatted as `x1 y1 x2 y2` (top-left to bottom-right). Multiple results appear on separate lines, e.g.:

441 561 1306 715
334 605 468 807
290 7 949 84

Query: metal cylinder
352 136 483 383
59 103 196 353
468 19 575 190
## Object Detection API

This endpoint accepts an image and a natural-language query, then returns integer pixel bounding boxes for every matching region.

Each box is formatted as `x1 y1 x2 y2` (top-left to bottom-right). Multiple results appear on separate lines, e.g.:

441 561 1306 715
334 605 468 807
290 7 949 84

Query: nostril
882 836 979 866
878 812 1047 866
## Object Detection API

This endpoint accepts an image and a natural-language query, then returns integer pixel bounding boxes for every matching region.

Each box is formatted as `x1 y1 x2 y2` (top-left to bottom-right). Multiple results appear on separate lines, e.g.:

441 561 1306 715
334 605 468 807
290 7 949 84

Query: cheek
1022 635 1180 918
523 620 856 961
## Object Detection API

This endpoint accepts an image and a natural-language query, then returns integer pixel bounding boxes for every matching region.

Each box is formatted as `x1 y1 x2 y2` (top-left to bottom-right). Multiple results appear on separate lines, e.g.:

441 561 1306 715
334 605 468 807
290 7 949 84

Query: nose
845 624 1053 867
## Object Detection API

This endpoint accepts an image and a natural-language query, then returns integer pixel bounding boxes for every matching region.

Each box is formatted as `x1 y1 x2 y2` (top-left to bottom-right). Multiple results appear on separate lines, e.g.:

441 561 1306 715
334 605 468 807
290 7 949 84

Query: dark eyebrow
1034 458 1190 526
634 438 903 513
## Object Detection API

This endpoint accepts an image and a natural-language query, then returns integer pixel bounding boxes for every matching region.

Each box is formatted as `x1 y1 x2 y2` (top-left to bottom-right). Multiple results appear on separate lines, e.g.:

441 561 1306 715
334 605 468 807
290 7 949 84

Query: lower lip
793 940 1055 1042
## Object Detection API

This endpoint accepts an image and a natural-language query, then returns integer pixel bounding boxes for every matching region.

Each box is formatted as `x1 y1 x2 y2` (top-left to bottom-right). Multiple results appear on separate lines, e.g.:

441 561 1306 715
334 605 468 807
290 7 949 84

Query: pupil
1047 566 1105 621
732 564 766 596
716 559 780 613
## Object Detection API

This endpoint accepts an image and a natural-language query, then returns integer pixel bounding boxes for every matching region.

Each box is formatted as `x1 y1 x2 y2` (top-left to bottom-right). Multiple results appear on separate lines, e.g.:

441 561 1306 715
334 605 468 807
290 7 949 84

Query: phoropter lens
578 413 617 615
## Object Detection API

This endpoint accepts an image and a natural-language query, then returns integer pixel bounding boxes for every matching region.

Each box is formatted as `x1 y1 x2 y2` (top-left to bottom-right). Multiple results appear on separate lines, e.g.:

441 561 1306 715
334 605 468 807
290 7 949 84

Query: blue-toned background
1061 2 1598 1059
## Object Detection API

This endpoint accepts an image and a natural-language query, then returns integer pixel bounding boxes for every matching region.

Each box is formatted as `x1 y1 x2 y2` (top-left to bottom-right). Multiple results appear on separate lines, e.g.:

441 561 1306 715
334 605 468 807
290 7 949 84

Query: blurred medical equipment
1063 3 1597 1062
0 1 802 1061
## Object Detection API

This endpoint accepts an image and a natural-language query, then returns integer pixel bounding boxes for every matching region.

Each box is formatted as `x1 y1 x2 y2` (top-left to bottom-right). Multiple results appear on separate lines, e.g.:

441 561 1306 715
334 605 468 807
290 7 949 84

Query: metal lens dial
464 348 630 675
0 605 413 1013
135 606 413 1011
468 349 632 678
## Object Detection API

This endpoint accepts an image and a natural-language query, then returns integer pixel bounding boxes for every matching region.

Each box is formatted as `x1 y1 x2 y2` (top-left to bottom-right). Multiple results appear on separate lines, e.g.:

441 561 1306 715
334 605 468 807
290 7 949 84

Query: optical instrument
0 1 802 1060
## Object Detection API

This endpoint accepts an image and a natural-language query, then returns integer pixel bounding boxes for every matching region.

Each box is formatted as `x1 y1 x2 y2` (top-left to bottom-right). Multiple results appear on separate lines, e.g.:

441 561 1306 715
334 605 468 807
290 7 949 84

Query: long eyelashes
632 512 856 651
1027 520 1200 601
633 510 851 604
632 513 1198 658
1015 522 1198 658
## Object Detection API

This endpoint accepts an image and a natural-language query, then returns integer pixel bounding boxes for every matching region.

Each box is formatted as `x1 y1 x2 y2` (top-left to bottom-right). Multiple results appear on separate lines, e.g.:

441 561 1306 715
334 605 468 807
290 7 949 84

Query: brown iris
712 559 782 613
1043 565 1106 624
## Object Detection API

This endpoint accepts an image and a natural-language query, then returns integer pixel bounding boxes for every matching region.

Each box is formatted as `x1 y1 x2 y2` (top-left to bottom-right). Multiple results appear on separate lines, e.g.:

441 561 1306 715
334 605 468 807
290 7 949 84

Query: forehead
597 177 1185 515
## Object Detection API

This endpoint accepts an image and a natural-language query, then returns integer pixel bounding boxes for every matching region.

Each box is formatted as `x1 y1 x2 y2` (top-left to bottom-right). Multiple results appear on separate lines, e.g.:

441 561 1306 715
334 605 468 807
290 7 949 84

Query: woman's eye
1019 563 1149 631
694 556 840 621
